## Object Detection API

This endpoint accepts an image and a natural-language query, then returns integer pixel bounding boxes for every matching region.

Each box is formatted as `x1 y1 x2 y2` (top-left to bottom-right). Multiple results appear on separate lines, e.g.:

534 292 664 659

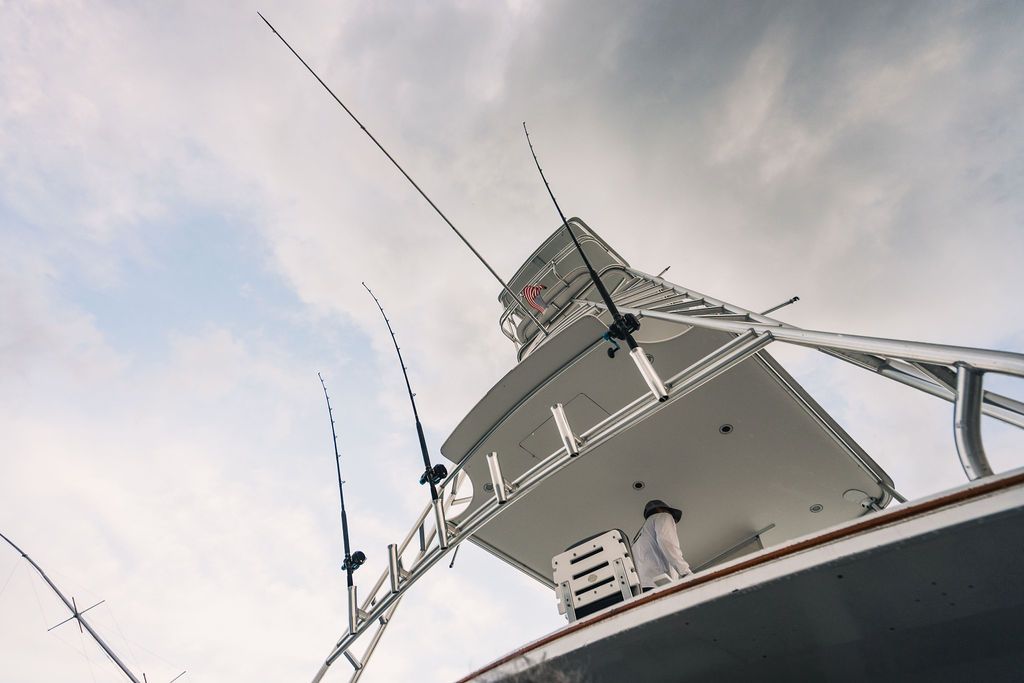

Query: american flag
523 284 547 313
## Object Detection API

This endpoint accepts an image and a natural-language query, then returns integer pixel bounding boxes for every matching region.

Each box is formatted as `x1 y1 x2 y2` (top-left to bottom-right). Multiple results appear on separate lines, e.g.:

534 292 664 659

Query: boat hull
462 468 1024 683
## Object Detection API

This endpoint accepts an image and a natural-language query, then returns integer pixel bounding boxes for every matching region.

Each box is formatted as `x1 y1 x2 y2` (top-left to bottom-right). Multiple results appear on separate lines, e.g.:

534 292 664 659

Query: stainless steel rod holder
630 346 669 401
432 498 449 549
486 451 509 503
347 584 359 635
551 403 580 457
954 364 993 480
387 544 401 594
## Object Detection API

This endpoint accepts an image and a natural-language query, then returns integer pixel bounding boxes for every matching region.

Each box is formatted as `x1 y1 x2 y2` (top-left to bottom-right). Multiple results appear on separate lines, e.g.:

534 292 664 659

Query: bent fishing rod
0 530 143 683
362 283 448 502
258 13 549 338
317 373 366 589
522 122 668 401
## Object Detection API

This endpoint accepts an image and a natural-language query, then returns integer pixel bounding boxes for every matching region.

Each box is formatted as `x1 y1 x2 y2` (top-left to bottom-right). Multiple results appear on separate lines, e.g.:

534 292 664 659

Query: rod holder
954 364 993 480
347 584 359 636
550 404 581 457
387 544 401 594
486 451 509 504
630 346 669 402
432 498 449 549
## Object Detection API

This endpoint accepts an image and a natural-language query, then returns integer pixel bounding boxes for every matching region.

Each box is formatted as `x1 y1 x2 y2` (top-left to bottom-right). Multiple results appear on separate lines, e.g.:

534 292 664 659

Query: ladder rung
343 649 362 670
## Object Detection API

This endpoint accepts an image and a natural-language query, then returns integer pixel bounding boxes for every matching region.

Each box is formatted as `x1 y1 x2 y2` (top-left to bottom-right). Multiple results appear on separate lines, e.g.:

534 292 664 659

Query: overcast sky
2 1 1023 681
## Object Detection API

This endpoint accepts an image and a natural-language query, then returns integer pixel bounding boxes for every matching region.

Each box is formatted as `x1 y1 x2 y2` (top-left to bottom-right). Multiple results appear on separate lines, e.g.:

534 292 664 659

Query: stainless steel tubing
347 584 359 636
432 498 449 549
343 649 362 670
551 404 580 456
485 451 509 503
387 544 401 594
666 332 773 400
614 304 1024 378
821 349 1024 430
318 326 804 676
954 364 993 480
631 346 669 401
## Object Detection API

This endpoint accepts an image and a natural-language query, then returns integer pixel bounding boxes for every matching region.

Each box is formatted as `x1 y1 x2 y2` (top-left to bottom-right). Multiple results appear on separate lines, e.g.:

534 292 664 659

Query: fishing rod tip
257 11 275 31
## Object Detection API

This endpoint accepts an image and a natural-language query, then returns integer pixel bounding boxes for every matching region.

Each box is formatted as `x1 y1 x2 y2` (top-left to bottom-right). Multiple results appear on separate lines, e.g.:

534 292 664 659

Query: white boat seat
551 529 640 622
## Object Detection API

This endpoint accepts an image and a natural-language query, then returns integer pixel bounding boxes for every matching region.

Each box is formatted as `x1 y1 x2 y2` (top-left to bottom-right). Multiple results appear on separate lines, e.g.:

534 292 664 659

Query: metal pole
0 532 142 683
604 304 1024 377
550 404 580 457
387 545 401 594
760 296 800 316
629 347 669 402
347 585 359 636
954 364 993 480
432 499 449 550
485 452 509 504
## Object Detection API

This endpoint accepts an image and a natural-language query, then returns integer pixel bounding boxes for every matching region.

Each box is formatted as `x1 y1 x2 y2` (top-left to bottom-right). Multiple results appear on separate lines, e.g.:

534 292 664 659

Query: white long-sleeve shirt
632 512 692 588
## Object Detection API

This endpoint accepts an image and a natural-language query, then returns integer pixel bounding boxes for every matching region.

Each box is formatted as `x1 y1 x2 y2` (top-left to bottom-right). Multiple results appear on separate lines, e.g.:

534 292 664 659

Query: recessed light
632 480 646 490
809 504 823 513
719 424 734 434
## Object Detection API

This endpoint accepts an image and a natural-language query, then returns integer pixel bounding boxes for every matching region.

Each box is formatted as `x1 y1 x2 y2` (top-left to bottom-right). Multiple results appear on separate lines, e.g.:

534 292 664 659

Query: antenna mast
258 13 549 337
0 531 143 683
362 283 448 501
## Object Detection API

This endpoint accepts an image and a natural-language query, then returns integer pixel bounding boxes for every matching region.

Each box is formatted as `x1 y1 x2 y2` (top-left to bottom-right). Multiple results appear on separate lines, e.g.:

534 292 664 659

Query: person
632 499 692 590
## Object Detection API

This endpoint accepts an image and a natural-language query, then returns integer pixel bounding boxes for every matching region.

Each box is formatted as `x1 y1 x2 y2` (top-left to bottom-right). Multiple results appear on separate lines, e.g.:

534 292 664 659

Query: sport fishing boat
311 219 1024 683
253 15 1024 682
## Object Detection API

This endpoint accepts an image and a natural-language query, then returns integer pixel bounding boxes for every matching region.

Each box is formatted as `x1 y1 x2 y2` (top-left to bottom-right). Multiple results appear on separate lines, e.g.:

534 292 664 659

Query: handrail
605 304 1024 377
595 302 1024 482
498 234 629 347
313 322 791 679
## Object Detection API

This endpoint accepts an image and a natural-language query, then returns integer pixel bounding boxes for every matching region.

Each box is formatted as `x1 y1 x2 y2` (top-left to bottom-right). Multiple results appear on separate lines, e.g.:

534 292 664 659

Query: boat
310 218 1024 682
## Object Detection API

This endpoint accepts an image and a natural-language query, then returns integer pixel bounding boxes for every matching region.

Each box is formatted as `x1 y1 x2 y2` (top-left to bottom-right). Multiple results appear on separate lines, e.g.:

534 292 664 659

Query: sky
1 0 1023 681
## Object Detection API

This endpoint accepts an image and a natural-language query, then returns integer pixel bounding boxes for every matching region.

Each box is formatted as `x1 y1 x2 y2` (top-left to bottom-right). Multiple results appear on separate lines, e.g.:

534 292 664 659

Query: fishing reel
605 314 640 358
420 463 448 486
343 550 367 573
608 313 641 342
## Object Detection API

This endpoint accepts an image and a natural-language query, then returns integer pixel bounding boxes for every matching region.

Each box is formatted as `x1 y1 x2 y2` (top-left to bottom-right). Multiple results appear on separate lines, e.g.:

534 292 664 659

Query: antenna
361 283 448 501
522 122 668 401
317 373 366 587
0 531 143 683
258 13 549 338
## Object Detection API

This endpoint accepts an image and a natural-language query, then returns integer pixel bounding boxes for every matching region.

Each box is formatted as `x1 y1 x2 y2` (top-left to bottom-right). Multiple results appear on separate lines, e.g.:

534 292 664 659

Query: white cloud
1 1 1023 681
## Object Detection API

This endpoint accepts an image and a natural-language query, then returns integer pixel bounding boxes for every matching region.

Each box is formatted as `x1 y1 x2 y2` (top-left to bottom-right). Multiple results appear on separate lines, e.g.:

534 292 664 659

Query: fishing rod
0 530 143 683
317 373 366 589
362 283 448 502
258 13 549 338
522 122 668 401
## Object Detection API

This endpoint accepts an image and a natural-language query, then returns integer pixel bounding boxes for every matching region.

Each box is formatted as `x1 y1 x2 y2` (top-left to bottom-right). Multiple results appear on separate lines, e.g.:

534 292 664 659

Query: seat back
551 529 640 622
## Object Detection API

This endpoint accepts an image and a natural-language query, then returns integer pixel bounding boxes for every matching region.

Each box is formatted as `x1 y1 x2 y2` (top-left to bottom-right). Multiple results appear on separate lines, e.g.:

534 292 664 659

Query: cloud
1 1 1023 681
